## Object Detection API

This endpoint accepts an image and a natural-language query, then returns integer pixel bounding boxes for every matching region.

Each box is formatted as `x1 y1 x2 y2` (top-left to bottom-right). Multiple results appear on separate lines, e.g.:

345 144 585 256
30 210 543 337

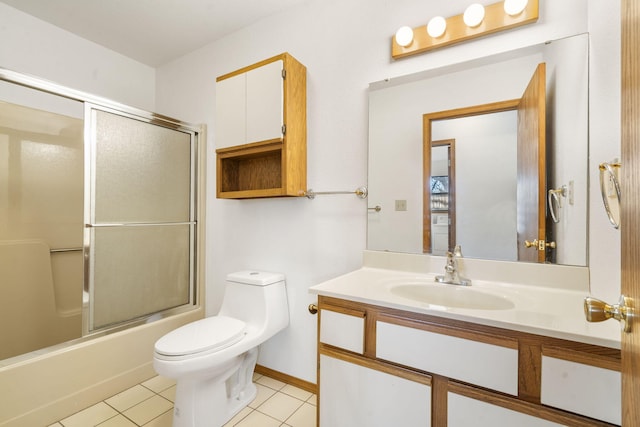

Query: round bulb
504 0 528 16
395 26 414 47
464 4 485 28
427 16 447 38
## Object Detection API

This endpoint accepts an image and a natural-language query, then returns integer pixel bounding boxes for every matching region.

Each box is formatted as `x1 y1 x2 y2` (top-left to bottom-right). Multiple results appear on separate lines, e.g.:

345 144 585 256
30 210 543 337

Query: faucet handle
453 245 463 257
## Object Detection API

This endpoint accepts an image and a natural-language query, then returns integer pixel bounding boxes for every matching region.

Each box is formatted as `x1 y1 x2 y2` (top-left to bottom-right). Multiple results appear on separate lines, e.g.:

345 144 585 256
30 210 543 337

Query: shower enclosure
0 68 203 363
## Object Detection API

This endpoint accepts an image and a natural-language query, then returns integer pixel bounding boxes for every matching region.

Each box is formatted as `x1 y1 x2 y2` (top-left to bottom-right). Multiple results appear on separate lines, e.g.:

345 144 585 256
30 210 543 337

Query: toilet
153 271 289 427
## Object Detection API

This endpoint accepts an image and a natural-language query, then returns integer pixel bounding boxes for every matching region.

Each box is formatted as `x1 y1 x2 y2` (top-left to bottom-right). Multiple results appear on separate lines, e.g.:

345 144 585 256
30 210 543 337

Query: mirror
367 33 588 266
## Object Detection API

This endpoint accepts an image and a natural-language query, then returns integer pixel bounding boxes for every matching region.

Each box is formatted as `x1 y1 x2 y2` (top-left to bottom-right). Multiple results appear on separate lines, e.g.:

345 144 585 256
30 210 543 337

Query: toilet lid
154 316 246 357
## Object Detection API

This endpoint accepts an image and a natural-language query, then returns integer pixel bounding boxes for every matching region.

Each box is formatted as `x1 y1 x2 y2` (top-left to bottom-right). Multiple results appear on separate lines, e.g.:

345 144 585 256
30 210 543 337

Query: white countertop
309 266 621 349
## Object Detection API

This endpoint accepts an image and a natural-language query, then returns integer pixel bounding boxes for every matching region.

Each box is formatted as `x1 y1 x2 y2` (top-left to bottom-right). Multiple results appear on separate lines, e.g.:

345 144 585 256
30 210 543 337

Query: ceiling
1 0 308 67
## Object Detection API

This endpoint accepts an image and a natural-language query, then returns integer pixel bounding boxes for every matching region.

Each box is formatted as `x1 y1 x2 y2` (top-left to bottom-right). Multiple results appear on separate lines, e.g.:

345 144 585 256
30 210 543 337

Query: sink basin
389 283 515 310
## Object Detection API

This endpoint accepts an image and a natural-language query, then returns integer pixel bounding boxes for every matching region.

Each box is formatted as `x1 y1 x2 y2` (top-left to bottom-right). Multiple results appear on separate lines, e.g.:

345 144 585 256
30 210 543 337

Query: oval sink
390 283 514 310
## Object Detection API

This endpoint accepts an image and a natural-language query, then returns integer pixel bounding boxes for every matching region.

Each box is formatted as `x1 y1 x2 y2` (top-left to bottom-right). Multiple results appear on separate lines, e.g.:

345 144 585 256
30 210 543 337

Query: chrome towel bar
304 186 368 200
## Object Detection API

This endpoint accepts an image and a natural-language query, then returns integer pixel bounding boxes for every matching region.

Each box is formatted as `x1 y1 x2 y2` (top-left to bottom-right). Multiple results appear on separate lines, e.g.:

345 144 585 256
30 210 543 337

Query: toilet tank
218 271 289 335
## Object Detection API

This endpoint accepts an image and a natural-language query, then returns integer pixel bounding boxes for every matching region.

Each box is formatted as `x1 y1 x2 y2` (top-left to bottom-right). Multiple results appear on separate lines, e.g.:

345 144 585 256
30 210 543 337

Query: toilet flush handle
308 304 318 315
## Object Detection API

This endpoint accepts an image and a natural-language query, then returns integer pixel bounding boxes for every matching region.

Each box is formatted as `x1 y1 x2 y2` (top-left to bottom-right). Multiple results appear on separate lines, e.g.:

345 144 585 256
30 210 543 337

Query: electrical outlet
395 200 407 211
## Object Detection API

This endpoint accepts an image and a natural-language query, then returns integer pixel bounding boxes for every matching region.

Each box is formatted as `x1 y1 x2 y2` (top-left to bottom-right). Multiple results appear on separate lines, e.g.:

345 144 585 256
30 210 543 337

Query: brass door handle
524 239 556 250
584 295 633 333
308 303 318 315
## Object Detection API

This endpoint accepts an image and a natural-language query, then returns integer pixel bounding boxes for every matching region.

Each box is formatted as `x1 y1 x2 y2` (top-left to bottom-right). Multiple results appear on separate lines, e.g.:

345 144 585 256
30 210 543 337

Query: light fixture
391 0 538 59
395 26 414 47
464 3 485 27
427 16 447 38
504 0 528 16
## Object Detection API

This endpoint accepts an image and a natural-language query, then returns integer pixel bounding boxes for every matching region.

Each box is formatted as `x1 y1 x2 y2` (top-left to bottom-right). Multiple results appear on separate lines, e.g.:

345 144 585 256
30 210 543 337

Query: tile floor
48 373 317 427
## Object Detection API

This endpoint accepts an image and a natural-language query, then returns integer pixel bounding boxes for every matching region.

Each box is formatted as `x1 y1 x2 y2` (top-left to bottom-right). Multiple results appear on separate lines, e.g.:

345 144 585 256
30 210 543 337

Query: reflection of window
430 176 449 194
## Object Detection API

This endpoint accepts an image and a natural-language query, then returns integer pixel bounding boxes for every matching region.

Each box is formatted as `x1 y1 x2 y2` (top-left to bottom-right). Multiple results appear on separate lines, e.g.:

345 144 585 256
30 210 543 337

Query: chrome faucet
435 245 471 286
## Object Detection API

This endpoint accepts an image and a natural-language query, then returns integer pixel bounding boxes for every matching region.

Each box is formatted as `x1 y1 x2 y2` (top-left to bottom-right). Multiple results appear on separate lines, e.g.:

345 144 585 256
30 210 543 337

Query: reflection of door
621 0 639 424
430 140 456 253
516 63 546 262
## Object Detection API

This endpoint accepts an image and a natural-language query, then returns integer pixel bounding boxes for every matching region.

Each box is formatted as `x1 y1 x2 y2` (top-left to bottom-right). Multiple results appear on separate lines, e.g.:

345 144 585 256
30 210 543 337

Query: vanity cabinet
215 53 306 198
316 296 621 427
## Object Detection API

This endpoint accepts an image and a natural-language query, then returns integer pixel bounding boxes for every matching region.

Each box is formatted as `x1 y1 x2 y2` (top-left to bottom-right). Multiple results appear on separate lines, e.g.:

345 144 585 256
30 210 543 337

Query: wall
155 0 619 385
0 3 156 111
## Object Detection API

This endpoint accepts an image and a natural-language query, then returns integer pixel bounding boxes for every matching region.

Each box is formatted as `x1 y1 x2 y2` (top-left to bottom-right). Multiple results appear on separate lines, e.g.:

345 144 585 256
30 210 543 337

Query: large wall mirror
367 33 588 266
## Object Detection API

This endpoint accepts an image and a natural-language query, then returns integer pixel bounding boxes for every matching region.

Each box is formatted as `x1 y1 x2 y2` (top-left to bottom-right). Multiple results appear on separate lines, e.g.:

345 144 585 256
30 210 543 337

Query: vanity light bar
392 0 539 60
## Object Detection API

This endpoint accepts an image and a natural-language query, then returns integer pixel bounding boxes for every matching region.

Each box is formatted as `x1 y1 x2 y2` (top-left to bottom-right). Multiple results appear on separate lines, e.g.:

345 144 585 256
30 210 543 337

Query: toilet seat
154 316 246 357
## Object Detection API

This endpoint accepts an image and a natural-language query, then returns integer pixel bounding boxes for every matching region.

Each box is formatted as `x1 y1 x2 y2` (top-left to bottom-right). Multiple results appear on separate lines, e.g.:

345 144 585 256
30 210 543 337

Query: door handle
524 239 556 250
584 295 633 333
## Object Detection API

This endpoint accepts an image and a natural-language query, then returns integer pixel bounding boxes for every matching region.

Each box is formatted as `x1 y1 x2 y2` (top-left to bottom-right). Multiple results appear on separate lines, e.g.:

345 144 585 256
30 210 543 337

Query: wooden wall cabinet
215 53 307 198
317 296 621 427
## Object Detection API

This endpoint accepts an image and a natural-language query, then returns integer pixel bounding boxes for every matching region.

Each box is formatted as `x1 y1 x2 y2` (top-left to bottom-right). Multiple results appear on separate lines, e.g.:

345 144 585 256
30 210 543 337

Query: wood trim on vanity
449 382 617 427
317 295 621 425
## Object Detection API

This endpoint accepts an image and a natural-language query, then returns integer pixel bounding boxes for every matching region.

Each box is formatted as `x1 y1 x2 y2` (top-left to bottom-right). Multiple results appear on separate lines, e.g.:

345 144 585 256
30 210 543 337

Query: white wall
0 3 156 111
155 0 619 384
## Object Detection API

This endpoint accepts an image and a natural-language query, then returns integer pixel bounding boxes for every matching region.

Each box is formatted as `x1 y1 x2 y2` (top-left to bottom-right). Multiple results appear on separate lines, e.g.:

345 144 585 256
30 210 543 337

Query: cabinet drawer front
541 356 621 425
320 309 364 354
448 393 564 427
320 355 431 427
377 321 518 395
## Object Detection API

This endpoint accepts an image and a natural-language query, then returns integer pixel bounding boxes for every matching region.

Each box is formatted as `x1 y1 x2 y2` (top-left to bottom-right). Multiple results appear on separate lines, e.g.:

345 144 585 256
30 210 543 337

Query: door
621 0 640 424
516 63 546 263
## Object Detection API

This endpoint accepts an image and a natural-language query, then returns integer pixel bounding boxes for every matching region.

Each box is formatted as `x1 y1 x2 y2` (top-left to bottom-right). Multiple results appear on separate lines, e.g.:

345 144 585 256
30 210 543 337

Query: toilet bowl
153 271 289 427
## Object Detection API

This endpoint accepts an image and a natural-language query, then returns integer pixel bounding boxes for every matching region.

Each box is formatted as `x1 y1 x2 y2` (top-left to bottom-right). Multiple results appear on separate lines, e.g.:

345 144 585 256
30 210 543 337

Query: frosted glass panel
91 225 191 329
94 110 191 223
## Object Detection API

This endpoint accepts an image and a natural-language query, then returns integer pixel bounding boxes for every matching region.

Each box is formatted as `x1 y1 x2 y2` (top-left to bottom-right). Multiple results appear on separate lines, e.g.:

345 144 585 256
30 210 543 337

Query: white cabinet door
448 393 564 427
320 355 431 427
246 59 283 143
216 59 283 149
541 356 621 425
215 72 246 149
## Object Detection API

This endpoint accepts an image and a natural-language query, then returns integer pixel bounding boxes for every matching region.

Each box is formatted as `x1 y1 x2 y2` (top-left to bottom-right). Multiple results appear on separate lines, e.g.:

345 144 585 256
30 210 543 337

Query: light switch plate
395 200 407 211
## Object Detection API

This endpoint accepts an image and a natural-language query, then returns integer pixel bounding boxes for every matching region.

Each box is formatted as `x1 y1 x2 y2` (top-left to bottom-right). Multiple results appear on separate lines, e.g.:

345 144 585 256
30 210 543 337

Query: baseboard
255 364 318 394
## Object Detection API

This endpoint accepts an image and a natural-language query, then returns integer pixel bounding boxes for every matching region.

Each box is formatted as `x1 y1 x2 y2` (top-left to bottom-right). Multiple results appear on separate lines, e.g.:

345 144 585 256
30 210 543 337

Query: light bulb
464 4 485 28
427 16 447 38
504 0 528 16
395 26 414 47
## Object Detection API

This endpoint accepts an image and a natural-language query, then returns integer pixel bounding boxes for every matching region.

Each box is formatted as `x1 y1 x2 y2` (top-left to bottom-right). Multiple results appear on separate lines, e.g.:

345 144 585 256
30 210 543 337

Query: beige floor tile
256 376 286 391
141 375 176 393
60 402 118 427
223 406 252 426
122 395 173 425
47 423 64 427
159 385 176 403
306 394 317 406
248 383 277 409
96 414 137 427
257 393 304 422
280 384 313 401
234 411 281 427
252 372 263 382
141 410 173 427
284 402 317 427
105 385 155 412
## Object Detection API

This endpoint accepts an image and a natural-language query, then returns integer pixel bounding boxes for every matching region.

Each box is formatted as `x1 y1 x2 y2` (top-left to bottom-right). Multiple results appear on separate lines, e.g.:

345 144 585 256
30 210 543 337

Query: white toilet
153 271 289 427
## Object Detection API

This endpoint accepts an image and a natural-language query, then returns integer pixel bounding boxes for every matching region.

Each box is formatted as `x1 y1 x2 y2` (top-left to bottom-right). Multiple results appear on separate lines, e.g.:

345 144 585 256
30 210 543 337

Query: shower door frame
0 67 204 341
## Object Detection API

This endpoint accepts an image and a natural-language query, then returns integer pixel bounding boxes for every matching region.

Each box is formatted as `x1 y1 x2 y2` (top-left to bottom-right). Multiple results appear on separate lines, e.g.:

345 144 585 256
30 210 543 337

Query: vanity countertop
309 267 621 349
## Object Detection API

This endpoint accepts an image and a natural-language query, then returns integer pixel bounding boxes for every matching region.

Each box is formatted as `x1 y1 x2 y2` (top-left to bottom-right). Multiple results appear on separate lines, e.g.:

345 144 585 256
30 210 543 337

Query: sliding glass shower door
86 106 198 332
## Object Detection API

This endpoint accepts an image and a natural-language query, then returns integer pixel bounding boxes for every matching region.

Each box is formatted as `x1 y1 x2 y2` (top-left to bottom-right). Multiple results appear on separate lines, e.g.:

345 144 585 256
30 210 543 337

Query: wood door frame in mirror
423 99 520 255
426 139 457 254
